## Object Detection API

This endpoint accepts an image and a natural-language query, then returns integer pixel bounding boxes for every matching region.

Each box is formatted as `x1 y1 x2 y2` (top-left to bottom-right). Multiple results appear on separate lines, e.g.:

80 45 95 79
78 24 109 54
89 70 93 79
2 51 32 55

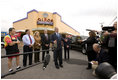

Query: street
1 46 99 79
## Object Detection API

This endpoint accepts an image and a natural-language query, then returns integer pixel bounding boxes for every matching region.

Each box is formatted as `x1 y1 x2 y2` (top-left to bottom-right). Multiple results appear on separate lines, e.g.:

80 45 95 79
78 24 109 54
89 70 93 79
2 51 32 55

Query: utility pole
109 16 117 26
100 22 104 28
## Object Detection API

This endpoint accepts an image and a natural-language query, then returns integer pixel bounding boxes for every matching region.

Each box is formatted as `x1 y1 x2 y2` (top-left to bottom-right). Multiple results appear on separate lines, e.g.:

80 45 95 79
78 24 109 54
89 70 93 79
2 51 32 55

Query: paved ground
1 45 99 79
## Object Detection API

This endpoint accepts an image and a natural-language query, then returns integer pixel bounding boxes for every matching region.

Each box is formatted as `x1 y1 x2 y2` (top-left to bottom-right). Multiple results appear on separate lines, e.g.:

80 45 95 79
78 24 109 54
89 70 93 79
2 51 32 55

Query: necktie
28 35 32 44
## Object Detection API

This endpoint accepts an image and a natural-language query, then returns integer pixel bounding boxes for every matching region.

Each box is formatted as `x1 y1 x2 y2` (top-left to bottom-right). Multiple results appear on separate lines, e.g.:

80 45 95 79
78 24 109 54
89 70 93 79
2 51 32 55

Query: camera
102 26 115 32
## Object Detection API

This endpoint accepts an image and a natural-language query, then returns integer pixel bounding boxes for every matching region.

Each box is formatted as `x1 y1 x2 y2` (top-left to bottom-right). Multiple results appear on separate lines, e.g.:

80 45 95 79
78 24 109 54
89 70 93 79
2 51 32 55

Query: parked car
70 36 88 54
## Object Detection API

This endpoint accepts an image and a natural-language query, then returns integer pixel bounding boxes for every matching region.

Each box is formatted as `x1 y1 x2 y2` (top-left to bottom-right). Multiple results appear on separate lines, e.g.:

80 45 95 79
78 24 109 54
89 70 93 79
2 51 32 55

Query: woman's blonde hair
34 31 40 36
34 31 41 40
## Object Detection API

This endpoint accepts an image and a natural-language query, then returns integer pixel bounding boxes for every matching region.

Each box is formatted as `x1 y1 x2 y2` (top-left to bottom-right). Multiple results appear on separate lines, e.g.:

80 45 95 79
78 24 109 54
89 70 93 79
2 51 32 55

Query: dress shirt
22 34 35 46
45 34 48 39
56 33 60 37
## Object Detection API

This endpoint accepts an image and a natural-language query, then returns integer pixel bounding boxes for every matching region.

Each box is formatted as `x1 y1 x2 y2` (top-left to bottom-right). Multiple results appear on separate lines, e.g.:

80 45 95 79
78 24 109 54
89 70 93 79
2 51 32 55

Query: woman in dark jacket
82 31 98 69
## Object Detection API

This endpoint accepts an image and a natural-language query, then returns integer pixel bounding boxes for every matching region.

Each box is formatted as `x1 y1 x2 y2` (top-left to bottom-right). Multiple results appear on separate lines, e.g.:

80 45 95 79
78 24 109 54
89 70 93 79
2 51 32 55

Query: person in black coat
64 34 71 60
93 43 110 65
51 27 64 69
81 31 98 69
41 29 50 61
103 22 117 71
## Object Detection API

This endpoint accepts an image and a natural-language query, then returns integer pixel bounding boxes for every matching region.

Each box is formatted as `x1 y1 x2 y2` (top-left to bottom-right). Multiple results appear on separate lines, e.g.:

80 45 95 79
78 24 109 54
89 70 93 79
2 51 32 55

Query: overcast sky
0 0 117 36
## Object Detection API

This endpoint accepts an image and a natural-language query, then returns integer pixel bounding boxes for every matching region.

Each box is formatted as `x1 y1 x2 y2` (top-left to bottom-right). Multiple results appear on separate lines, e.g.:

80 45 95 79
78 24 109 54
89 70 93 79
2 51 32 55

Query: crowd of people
80 21 117 77
3 21 117 78
4 27 71 72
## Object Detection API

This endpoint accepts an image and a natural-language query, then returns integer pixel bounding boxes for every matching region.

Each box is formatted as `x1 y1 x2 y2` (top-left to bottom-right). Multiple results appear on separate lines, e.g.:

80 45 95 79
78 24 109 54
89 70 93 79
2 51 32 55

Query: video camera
102 26 115 32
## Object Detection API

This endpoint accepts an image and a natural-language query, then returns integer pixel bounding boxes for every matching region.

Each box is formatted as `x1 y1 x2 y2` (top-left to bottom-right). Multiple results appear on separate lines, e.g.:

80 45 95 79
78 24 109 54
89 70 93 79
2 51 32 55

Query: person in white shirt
22 29 35 67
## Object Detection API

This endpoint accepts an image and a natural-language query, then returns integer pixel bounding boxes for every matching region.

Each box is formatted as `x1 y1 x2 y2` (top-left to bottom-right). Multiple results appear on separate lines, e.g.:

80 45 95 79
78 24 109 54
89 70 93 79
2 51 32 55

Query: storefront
13 9 80 37
1 32 7 42
15 30 25 41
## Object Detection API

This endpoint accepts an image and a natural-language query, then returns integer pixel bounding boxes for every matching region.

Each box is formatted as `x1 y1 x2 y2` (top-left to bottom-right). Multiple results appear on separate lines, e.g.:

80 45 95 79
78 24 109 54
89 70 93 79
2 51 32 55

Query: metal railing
1 49 54 78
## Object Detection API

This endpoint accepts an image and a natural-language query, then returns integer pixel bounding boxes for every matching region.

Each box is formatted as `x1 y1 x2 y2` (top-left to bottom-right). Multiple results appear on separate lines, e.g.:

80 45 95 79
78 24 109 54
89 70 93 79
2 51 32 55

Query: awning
60 32 73 35
16 30 25 32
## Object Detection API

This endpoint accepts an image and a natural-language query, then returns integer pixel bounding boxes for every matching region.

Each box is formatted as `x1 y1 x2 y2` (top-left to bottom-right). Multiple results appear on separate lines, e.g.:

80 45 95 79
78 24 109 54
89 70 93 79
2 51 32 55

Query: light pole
100 22 104 28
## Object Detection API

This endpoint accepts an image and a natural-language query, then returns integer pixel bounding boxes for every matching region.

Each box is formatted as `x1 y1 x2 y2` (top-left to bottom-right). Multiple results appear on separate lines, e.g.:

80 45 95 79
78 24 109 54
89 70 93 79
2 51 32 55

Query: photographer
80 31 98 69
102 22 117 71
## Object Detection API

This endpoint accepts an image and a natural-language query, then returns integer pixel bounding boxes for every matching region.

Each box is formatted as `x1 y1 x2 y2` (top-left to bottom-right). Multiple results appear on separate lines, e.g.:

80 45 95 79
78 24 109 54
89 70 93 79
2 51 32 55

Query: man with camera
103 22 117 71
86 22 117 71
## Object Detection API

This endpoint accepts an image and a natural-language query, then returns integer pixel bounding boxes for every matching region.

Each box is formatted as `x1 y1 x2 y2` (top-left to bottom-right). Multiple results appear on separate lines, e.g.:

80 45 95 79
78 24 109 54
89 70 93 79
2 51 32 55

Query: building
1 31 7 42
1 32 7 40
13 9 80 37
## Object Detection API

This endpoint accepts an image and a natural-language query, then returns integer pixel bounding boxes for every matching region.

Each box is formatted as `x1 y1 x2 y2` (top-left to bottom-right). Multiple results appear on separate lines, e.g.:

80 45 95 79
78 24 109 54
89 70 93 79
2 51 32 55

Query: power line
109 16 117 25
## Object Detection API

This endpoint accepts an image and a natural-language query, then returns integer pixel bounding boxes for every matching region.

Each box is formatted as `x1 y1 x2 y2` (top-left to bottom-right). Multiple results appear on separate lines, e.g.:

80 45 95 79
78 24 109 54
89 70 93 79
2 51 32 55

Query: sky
0 0 117 36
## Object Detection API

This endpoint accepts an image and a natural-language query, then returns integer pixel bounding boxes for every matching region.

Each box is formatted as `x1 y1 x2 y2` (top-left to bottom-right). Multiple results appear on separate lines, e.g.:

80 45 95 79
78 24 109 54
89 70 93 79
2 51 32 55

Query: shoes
9 69 13 72
55 66 59 69
60 65 63 68
86 63 92 70
43 67 46 70
29 64 32 65
16 66 21 70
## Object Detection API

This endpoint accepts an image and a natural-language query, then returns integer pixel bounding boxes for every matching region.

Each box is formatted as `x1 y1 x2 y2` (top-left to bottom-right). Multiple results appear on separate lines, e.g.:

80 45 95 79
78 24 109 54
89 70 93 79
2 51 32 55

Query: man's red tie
28 35 32 44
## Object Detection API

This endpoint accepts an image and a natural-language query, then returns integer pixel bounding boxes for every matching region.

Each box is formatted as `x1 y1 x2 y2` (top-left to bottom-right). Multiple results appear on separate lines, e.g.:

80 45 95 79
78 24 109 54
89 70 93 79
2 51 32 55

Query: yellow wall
13 10 80 36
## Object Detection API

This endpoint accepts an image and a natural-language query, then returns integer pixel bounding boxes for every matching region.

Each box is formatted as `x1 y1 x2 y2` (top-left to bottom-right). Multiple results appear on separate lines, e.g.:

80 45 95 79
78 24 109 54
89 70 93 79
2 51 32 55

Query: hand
91 61 98 65
67 45 69 48
29 44 33 47
103 31 109 36
38 43 41 46
45 44 48 47
97 38 100 41
112 31 117 34
53 40 57 44
13 41 20 44
64 39 68 42
17 41 20 44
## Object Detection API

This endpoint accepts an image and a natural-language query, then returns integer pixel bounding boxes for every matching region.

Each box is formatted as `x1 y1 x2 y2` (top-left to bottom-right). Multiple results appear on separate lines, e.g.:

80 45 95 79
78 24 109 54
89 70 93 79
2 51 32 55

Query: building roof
13 9 80 35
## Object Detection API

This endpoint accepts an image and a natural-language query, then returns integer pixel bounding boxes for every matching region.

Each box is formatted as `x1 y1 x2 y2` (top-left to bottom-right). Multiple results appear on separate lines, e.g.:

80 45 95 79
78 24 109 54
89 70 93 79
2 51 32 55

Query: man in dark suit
41 29 50 62
51 27 63 69
64 34 71 60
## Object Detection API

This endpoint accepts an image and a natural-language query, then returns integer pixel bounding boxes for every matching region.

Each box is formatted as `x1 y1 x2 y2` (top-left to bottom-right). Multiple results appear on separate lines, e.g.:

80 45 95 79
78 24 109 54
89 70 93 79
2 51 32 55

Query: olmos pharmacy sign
37 13 53 26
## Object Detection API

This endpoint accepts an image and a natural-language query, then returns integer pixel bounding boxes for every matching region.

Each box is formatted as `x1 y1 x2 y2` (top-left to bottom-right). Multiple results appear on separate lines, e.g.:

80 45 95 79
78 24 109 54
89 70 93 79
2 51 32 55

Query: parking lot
1 44 99 79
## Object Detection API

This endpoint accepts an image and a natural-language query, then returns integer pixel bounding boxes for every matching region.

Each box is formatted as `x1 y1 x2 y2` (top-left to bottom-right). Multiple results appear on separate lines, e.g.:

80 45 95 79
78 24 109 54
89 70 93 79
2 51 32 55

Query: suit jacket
97 49 110 65
64 38 71 48
41 34 50 49
34 36 41 49
51 33 64 50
